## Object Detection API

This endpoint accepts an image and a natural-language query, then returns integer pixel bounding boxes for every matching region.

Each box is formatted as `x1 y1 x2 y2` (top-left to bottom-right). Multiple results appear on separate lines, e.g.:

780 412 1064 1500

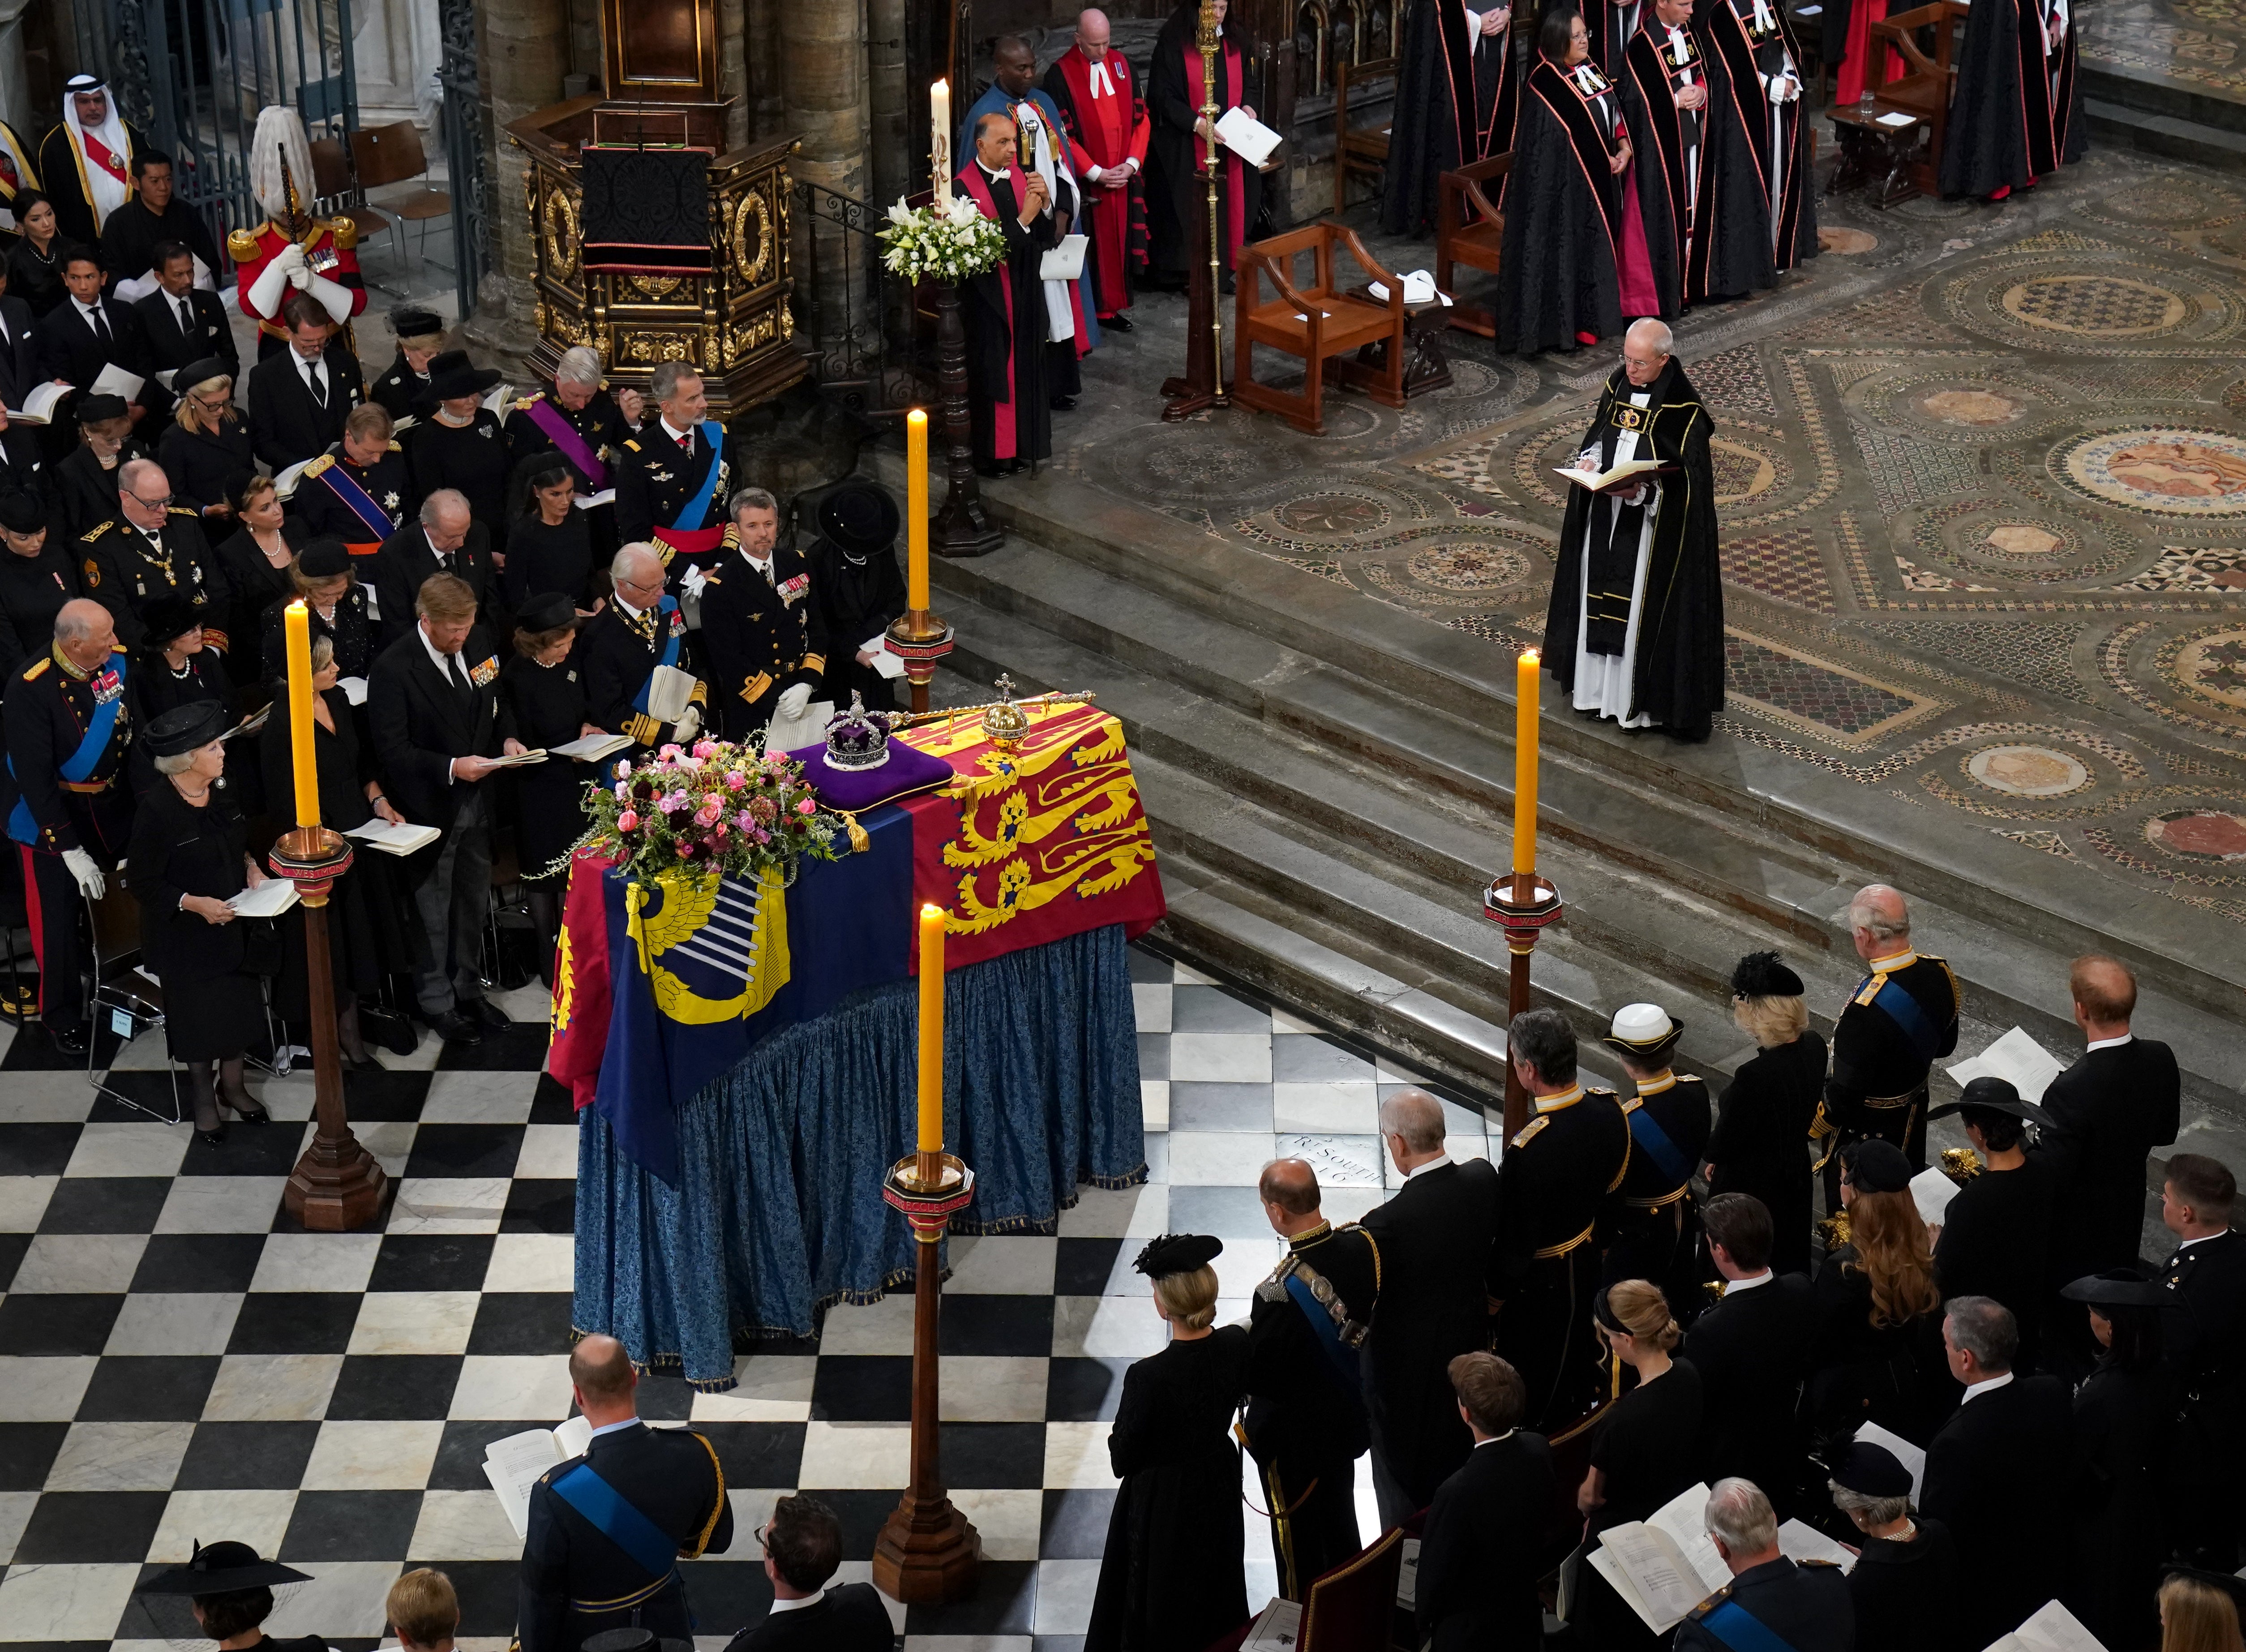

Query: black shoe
48 1021 88 1055
467 998 512 1032
429 1008 483 1045
197 1123 227 1149
1050 394 1077 411
1102 313 1134 332
221 1093 270 1125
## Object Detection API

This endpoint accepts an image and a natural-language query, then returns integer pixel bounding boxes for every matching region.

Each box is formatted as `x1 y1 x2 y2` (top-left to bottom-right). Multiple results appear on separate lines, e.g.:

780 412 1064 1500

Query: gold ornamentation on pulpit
730 191 772 285
544 188 581 280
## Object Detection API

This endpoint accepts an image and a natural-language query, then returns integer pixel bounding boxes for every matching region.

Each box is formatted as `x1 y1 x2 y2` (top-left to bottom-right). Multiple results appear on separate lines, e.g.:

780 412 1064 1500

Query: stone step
2083 98 2246 172
2079 64 2246 141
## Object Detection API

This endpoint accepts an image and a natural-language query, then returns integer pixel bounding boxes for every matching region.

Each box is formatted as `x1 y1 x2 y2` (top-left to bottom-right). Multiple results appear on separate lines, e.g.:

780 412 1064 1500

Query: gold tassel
839 809 869 852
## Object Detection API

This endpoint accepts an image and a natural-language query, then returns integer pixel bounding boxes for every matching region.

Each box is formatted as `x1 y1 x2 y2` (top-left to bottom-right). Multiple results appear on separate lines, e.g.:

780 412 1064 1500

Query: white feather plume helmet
248 105 315 219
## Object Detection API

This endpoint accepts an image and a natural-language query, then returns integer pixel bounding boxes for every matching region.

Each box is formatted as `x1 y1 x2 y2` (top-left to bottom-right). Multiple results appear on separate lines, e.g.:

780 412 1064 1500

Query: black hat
76 391 128 424
389 305 443 339
296 537 351 579
176 356 235 393
1827 1440 1914 1499
2162 1567 2246 1620
139 596 204 651
420 348 502 404
817 480 901 558
1928 1076 2047 1127
1731 949 1805 999
1840 1138 1913 1195
516 591 579 633
137 1539 311 1596
2061 1269 2169 1310
0 490 46 535
144 699 229 759
1133 1233 1222 1278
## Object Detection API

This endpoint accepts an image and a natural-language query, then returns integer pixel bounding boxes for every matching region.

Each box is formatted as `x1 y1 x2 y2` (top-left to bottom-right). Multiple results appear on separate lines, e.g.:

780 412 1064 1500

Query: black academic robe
1627 13 1775 305
1144 3 1263 286
1382 0 1522 236
1495 60 1644 353
957 163 1059 467
1086 1327 1251 1652
1542 357 1724 736
1938 0 2081 198
1596 0 1649 72
1700 0 1820 271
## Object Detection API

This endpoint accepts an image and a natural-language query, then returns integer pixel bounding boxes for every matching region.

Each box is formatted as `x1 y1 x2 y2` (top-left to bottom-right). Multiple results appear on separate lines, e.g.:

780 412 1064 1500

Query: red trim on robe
1182 38 1247 259
956 162 1023 460
1055 46 1149 315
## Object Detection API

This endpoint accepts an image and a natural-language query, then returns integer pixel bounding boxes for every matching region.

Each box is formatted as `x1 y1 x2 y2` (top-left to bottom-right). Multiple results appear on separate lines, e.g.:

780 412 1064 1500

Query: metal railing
789 177 928 418
436 0 489 317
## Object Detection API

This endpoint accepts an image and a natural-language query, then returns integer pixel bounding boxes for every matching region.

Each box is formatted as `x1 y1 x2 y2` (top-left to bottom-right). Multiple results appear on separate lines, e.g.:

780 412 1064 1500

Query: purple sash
525 396 612 491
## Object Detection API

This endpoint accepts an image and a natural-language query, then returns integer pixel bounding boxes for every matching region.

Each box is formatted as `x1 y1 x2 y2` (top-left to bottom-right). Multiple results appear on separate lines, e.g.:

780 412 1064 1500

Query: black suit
717 1583 892 1652
517 1419 733 1652
37 294 159 427
246 341 365 472
1673 1557 1853 1652
1415 1432 1560 1651
1359 1157 1503 1522
2158 1228 2246 1567
0 292 47 485
132 284 237 382
2040 1037 2181 1281
372 520 497 650
1680 1271 1817 1508
1920 1373 2075 1648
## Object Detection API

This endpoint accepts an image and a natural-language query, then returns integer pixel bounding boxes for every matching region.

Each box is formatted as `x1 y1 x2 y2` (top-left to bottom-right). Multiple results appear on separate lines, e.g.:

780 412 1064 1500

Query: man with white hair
1540 317 1726 740
225 105 366 359
510 344 645 496
579 542 706 751
1815 882 1959 1202
76 457 230 651
37 73 146 245
1672 1478 1852 1650
374 489 495 649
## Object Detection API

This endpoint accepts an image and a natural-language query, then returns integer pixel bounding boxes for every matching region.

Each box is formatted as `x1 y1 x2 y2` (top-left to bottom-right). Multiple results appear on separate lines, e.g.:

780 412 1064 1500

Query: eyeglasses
127 490 174 510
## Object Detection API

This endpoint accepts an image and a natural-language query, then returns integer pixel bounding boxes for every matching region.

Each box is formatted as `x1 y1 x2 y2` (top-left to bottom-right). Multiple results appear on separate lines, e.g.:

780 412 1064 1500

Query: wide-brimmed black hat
2163 1566 2246 1620
817 481 901 558
389 305 443 340
1928 1075 2047 1127
420 348 502 404
1827 1440 1913 1498
76 391 128 424
516 591 579 634
137 1539 310 1596
0 490 47 535
176 356 234 394
1731 949 1805 999
144 699 230 759
2062 1269 2168 1309
1840 1138 1913 1195
296 537 351 579
139 596 204 651
1133 1233 1222 1278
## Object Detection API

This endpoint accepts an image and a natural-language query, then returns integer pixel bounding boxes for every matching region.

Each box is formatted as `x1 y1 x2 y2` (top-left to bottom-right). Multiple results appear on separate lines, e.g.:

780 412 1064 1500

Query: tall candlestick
907 409 930 610
285 600 319 829
916 903 945 1157
932 80 953 206
1513 648 1539 878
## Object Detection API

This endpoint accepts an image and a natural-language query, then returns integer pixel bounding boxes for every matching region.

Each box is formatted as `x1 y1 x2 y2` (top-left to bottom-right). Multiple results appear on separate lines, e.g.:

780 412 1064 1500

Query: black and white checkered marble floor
0 944 1500 1652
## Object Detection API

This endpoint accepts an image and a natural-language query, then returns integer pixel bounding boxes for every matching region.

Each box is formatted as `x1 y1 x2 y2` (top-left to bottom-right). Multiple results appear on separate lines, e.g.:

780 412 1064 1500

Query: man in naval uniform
77 458 230 653
517 1334 732 1652
1600 1002 1711 1309
697 487 826 742
580 542 705 752
2157 1154 2246 1569
1494 1006 1632 1433
1243 1157 1379 1600
614 361 732 584
1816 883 1959 1209
1674 1479 1853 1652
295 402 414 563
0 598 134 1053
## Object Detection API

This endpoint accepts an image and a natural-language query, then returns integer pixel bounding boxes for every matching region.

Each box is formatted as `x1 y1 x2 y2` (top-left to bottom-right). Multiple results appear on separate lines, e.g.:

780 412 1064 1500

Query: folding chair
83 887 185 1125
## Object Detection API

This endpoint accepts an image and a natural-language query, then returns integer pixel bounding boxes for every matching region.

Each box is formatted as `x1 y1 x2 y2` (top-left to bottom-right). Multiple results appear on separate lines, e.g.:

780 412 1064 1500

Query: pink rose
694 800 723 827
735 810 756 831
660 790 690 813
693 740 717 760
660 744 682 760
724 771 748 791
614 782 630 799
616 810 639 831
711 821 728 840
795 798 815 816
613 759 632 779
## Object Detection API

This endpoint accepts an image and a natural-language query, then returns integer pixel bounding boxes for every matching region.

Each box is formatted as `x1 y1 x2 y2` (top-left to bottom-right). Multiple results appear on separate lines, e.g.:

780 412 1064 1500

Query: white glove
61 848 103 899
246 254 293 320
272 240 309 274
776 682 813 721
306 271 354 324
670 704 701 743
678 564 711 600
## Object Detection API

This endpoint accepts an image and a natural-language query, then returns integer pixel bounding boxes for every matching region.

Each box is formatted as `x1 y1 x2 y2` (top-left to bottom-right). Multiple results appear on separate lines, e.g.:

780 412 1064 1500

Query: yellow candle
284 600 319 829
1513 648 1539 877
917 903 945 1154
931 81 952 205
906 408 930 611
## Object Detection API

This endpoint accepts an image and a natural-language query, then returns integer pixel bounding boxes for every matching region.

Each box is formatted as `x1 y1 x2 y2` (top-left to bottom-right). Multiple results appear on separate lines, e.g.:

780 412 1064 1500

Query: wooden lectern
505 0 804 414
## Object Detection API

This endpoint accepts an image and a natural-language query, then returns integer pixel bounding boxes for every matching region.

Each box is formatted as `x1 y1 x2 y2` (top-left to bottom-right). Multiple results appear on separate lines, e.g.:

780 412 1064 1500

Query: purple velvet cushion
787 738 956 812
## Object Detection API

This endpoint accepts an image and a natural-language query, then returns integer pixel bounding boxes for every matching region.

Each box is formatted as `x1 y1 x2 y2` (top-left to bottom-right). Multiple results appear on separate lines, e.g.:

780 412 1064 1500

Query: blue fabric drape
574 921 1147 1388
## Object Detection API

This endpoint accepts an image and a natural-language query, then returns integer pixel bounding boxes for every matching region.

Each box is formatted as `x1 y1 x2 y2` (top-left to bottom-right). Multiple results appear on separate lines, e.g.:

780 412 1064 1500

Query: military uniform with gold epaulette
613 421 733 579
577 593 706 751
1605 1069 1714 1303
1672 1556 1853 1652
0 640 136 1043
1495 1082 1633 1432
696 544 829 742
1243 1219 1380 1601
75 509 232 654
508 386 634 563
292 440 415 560
1816 946 1960 1209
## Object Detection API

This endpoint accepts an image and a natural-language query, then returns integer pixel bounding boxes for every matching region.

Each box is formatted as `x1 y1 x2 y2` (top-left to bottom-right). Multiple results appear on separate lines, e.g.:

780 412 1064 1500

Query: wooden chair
351 121 454 272
1868 1 1969 196
309 135 398 268
1331 53 1397 215
1198 1528 1411 1652
1436 150 1510 338
1232 219 1410 434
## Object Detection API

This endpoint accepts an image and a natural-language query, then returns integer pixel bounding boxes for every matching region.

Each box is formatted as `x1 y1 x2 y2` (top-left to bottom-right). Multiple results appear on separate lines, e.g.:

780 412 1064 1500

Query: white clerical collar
588 1416 641 1438
1962 1371 2015 1404
768 1590 825 1615
1088 56 1115 95
1405 1152 1455 1180
1723 1269 1775 1296
1870 948 1918 973
2086 1033 2134 1052
978 158 1006 180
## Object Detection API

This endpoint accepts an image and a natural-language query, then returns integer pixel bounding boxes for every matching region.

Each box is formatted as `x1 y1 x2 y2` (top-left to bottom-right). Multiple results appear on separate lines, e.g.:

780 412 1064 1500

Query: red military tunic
225 217 367 349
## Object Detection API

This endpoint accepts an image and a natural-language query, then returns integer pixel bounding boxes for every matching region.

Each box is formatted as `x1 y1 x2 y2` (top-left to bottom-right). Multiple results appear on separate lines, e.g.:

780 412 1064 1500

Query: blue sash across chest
7 655 128 845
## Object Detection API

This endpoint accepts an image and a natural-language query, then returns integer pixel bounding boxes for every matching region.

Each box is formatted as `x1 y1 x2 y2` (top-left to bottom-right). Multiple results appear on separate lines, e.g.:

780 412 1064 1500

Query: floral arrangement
879 194 1007 285
583 739 844 884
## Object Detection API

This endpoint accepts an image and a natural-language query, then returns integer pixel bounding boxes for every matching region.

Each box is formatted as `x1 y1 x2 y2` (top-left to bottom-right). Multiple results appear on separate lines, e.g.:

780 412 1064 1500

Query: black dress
258 683 412 1016
5 238 67 317
1707 1031 1826 1278
1809 1248 1954 1443
1933 1158 2058 1369
499 649 595 878
1847 1517 1962 1652
125 777 268 1060
48 441 150 543
410 411 513 553
260 585 376 685
157 416 258 519
1577 1359 1706 1652
806 533 908 712
2067 1360 2171 1651
504 511 595 611
216 522 308 687
0 541 77 676
1087 1326 1251 1652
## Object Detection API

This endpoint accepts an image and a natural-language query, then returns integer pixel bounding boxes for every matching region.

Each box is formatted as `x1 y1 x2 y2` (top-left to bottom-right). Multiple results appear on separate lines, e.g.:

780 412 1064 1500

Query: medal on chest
91 666 122 705
469 654 499 689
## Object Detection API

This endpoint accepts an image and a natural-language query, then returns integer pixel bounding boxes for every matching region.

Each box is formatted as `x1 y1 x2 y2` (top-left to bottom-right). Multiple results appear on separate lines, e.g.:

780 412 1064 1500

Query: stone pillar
744 0 785 142
718 0 748 150
781 0 873 346
868 0 909 209
467 0 568 365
